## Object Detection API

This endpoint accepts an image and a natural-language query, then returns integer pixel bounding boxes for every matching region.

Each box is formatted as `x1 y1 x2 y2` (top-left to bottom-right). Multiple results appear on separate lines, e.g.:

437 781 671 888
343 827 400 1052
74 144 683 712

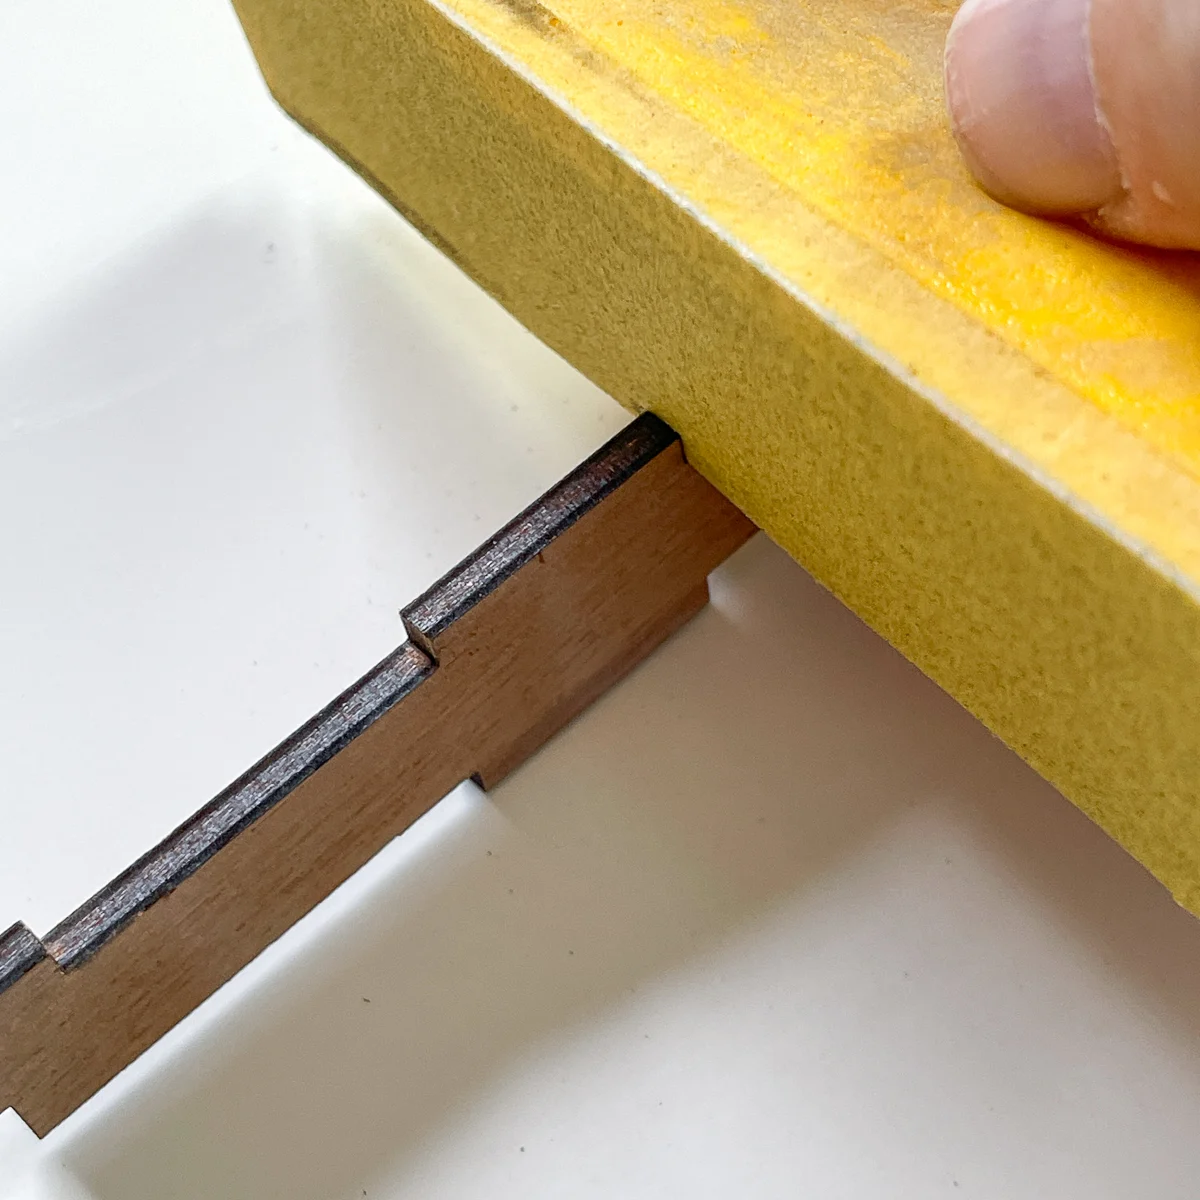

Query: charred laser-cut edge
4 412 677 981
403 412 676 650
38 644 434 973
0 923 47 993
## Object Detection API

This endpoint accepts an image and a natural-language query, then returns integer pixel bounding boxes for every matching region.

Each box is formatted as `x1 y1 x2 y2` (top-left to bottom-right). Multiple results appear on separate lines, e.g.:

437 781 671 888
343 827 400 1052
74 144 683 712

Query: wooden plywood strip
0 413 755 1137
44 646 435 972
404 413 677 645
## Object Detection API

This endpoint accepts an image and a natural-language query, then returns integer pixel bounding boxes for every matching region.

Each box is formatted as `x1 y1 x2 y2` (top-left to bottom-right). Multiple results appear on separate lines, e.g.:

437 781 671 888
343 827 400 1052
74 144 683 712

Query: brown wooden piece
0 414 754 1136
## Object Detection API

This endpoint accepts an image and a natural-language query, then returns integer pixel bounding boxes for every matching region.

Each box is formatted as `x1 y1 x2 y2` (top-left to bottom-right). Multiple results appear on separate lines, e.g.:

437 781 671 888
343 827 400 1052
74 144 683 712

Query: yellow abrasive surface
231 0 1200 912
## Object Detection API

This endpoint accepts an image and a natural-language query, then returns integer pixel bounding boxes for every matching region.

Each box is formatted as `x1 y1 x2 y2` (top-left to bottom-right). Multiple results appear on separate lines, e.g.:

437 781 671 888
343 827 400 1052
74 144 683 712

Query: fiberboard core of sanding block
230 0 1200 912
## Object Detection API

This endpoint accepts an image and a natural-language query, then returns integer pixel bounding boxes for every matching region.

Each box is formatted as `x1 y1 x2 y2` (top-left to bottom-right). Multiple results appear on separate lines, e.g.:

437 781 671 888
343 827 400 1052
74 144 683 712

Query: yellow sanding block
229 0 1200 914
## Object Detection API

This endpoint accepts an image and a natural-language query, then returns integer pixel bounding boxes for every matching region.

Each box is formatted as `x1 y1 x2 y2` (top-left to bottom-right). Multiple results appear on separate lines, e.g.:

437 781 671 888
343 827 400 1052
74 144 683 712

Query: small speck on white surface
0 1111 87 1200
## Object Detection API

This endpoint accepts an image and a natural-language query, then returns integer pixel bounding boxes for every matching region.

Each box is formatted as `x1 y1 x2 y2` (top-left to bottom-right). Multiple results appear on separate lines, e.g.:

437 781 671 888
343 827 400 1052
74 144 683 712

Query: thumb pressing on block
945 0 1200 248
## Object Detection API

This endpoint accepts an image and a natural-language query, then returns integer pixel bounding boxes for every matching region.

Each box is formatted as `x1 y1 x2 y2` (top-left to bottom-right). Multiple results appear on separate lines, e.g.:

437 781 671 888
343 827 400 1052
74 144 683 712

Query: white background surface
3 1 1200 1196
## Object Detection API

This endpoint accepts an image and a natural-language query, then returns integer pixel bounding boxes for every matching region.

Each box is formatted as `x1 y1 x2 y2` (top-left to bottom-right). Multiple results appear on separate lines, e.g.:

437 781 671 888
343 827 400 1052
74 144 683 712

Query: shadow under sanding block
230 0 1200 914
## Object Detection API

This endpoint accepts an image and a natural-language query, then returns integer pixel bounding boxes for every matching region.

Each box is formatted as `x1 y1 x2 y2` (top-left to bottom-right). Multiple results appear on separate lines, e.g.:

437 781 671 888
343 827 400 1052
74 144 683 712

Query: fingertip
945 0 1122 216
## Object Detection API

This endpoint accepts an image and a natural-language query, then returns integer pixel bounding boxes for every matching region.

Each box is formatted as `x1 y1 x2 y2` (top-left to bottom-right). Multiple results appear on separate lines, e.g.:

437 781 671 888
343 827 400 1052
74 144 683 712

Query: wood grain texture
0 413 754 1137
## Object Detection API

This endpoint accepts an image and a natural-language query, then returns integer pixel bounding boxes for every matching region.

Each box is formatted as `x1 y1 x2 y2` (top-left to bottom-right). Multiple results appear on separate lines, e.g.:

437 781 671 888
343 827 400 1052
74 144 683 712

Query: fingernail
945 0 1121 214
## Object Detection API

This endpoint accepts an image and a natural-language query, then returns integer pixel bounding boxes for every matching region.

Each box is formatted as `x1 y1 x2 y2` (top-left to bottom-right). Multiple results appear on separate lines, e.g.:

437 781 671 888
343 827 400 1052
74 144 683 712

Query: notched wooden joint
0 413 754 1137
402 413 678 658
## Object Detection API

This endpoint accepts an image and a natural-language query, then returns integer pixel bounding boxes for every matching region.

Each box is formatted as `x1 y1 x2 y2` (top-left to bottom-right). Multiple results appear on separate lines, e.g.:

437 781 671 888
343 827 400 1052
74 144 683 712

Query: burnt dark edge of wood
34 644 434 975
0 922 47 993
402 412 677 648
3 412 679 985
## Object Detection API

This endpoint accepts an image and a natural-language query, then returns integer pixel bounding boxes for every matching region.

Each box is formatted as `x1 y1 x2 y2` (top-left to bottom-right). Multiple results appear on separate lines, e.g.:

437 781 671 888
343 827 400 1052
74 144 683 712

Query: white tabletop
3 2 1200 1197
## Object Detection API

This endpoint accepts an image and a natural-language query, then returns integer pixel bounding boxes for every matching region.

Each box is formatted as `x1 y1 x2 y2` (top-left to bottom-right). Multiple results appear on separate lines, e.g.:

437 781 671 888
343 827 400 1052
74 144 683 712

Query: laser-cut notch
0 414 754 1136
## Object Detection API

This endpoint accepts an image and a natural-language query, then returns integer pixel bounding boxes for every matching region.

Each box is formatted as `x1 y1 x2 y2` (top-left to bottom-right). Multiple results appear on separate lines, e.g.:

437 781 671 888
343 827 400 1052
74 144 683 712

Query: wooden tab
0 414 754 1135
403 413 678 654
